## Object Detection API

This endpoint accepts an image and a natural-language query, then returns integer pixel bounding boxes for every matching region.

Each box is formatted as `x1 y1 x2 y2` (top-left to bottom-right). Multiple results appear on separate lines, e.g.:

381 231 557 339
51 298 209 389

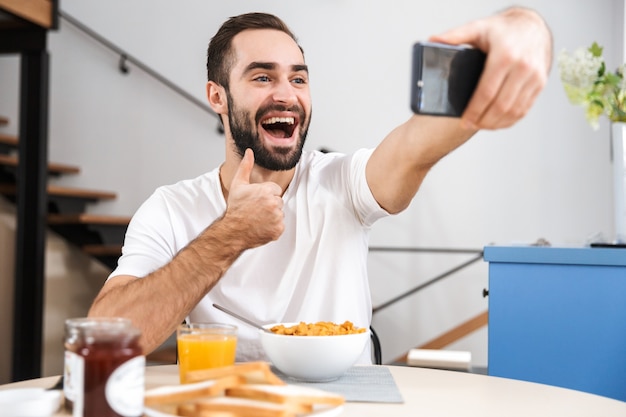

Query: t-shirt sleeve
348 148 391 227
108 189 177 280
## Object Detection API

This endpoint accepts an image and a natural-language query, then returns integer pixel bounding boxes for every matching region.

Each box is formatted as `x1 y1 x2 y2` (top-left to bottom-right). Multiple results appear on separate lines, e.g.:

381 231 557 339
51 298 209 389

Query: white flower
558 42 626 129
557 48 602 92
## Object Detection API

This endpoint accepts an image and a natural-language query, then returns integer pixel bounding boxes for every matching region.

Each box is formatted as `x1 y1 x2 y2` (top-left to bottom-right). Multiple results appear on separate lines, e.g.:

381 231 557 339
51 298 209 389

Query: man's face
225 29 312 171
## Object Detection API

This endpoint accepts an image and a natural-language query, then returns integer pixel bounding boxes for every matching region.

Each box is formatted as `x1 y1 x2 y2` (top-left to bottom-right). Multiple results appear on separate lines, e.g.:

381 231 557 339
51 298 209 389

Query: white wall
0 0 623 380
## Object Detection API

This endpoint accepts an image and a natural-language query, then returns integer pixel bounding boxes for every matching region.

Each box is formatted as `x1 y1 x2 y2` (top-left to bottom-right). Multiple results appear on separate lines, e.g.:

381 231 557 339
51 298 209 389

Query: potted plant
558 42 626 242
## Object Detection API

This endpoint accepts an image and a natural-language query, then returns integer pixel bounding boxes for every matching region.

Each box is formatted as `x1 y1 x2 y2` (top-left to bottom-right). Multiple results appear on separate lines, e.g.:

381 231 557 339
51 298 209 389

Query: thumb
231 148 254 188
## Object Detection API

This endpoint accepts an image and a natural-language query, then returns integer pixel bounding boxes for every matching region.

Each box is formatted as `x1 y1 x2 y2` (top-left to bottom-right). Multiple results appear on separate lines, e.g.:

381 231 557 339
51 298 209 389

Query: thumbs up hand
224 149 285 248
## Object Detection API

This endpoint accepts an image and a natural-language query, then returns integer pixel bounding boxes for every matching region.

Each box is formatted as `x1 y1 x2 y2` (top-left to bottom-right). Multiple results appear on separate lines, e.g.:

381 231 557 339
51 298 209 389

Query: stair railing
58 10 222 132
368 246 484 363
370 246 484 314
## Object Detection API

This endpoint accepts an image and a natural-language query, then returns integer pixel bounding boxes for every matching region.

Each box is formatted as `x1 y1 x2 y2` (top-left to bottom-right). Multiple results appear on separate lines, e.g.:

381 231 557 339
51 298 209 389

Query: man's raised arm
366 7 552 213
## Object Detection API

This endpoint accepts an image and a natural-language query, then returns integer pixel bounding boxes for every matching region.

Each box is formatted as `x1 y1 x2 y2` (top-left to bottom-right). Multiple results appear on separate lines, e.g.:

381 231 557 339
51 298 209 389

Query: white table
3 365 626 416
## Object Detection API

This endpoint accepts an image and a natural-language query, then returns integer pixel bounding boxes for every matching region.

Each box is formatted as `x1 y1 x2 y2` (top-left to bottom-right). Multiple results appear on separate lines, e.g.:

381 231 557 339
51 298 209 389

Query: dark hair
206 12 301 89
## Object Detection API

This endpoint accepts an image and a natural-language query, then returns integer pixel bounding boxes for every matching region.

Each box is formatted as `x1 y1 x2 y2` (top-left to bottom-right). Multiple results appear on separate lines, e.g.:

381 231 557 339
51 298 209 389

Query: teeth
262 117 295 125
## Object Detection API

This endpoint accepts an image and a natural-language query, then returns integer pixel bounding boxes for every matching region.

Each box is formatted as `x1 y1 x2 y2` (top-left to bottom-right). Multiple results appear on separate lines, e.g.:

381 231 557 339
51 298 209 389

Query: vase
611 122 626 242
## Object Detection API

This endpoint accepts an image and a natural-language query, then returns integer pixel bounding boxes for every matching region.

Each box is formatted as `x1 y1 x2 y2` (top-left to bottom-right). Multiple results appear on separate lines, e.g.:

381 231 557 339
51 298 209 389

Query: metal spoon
212 303 272 333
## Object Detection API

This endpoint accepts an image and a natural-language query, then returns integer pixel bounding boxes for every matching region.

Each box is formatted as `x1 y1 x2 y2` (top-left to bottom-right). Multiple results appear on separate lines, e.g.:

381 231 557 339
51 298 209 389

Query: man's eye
292 77 307 84
254 75 270 82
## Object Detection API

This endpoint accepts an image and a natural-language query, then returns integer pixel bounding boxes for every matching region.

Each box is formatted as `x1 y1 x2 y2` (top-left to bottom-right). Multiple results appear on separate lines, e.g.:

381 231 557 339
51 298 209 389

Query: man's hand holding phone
424 7 552 129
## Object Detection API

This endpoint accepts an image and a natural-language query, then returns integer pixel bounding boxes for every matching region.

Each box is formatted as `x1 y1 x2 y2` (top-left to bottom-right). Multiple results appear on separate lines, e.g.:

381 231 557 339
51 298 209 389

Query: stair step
0 183 117 200
47 184 117 201
82 244 123 270
48 213 131 226
0 133 18 152
82 244 123 257
48 213 128 248
0 154 81 176
0 133 17 145
0 0 55 29
0 183 118 213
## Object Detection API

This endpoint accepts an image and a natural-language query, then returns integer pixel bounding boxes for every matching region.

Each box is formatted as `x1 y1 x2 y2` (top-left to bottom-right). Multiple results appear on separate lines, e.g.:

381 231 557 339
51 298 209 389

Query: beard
226 93 310 171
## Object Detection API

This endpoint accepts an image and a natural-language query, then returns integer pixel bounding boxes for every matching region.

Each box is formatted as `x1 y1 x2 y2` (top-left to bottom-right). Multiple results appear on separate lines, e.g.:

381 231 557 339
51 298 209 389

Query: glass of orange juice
177 323 237 384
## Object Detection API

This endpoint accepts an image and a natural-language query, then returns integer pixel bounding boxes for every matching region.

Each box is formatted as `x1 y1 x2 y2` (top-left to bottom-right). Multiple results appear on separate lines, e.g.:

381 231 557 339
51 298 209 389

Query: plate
0 388 62 417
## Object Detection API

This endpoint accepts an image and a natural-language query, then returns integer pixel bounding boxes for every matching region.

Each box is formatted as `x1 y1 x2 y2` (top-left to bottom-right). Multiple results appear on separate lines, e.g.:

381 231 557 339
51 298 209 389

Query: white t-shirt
110 148 389 363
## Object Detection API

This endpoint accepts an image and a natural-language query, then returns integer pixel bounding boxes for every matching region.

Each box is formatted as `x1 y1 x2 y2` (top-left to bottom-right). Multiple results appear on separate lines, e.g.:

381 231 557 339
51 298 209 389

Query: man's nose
272 78 298 105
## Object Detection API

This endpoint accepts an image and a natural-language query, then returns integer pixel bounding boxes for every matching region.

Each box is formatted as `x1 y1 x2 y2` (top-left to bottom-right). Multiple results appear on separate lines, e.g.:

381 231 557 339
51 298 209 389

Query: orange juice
177 324 237 383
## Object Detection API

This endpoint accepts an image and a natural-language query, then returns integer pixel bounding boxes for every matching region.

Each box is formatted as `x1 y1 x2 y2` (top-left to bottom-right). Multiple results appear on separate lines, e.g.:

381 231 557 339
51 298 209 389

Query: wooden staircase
0 128 129 269
1 117 178 366
1 1 176 381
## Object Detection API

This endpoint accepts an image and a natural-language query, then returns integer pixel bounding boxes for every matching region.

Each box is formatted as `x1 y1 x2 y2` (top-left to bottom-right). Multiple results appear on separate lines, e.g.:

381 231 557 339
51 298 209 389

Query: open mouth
261 116 297 139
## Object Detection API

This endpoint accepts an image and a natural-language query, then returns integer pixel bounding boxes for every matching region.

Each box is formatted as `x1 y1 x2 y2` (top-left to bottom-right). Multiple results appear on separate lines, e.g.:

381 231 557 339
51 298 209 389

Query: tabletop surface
483 245 626 266
3 364 626 417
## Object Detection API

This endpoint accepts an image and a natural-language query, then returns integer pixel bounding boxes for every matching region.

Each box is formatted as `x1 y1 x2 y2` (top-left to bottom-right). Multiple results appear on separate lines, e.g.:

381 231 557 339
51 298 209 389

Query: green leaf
606 72 621 87
591 99 605 109
589 42 603 57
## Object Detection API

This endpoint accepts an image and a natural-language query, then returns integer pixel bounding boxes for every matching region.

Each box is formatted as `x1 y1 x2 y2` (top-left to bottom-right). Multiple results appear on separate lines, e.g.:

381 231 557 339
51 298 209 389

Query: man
89 9 552 363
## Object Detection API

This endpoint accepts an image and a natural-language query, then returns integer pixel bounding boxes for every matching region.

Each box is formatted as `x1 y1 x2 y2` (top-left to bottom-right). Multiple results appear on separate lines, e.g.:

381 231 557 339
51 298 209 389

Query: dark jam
63 317 132 414
73 322 145 417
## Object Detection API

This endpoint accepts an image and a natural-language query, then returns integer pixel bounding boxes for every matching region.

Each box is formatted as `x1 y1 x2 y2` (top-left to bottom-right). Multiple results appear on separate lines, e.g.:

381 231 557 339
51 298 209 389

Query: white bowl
259 323 369 382
0 388 62 417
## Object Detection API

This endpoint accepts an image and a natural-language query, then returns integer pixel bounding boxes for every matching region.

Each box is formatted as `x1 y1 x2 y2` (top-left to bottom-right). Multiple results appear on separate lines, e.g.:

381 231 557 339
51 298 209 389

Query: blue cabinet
484 246 626 402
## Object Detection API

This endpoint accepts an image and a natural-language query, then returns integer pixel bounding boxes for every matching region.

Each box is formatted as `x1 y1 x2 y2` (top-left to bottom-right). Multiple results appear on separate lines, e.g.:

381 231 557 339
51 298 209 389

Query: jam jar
64 317 145 417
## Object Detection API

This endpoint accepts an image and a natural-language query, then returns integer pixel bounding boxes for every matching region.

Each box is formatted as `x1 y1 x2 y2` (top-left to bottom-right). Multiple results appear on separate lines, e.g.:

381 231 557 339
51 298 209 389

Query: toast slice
226 384 345 408
177 402 238 417
193 396 297 417
145 374 245 406
185 361 285 386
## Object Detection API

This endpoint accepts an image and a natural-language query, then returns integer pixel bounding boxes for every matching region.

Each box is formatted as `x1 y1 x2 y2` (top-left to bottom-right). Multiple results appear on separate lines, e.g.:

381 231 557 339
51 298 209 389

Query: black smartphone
410 42 486 117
